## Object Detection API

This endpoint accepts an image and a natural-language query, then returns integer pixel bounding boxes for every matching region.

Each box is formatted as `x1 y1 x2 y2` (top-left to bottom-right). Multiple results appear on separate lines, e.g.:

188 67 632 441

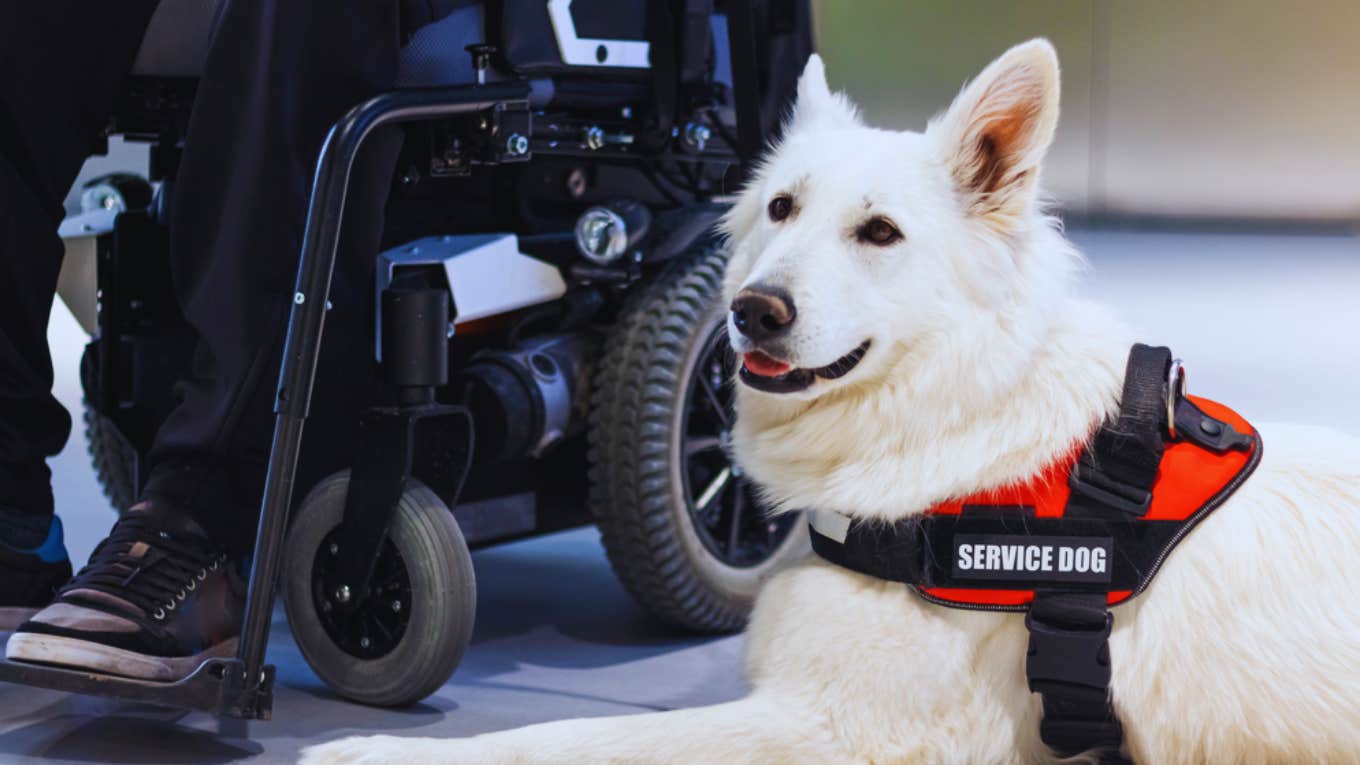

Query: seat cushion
130 0 484 84
395 4 486 88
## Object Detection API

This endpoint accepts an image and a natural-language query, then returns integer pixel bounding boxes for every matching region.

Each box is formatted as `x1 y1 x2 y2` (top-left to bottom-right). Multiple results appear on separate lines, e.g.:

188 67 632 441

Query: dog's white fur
302 40 1360 764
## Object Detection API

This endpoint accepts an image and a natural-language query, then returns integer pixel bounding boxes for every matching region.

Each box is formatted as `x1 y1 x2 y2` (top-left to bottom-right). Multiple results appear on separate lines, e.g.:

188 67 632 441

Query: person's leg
7 0 404 677
139 0 403 555
0 1 159 626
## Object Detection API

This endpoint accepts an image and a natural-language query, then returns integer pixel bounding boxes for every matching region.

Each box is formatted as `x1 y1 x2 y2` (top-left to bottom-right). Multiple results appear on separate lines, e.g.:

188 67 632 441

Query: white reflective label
546 0 651 69
810 510 852 544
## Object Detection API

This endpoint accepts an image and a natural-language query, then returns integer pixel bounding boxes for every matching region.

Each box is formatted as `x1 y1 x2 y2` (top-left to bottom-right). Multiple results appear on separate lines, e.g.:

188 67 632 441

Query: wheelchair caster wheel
282 470 476 706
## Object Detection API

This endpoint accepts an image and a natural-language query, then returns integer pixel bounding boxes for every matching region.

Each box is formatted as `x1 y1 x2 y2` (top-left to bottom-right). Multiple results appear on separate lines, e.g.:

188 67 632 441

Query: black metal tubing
335 411 417 604
237 83 531 703
0 657 274 720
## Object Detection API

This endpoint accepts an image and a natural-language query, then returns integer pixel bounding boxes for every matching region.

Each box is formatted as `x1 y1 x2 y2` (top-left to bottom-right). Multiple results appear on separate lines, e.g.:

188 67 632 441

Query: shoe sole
0 608 40 632
5 632 239 682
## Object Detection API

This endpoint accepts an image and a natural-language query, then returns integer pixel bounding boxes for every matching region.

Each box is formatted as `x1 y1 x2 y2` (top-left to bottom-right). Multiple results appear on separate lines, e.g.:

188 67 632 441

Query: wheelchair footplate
0 656 274 719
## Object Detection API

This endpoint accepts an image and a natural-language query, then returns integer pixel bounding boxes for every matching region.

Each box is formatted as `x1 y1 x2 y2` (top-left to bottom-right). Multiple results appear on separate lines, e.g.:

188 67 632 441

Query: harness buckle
1025 606 1113 694
1068 463 1152 517
1039 718 1128 763
1026 592 1126 761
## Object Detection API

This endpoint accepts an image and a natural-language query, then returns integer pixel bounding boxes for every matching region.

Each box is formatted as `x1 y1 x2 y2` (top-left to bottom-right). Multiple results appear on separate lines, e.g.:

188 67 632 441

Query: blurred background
803 0 1360 435
814 0 1360 223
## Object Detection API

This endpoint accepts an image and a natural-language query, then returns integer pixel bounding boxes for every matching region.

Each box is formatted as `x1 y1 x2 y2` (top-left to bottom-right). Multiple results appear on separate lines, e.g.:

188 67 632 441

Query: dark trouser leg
140 0 403 554
0 2 159 518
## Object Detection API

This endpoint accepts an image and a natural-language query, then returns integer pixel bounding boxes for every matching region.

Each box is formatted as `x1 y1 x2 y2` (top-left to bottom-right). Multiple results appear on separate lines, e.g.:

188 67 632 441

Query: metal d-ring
1166 358 1187 438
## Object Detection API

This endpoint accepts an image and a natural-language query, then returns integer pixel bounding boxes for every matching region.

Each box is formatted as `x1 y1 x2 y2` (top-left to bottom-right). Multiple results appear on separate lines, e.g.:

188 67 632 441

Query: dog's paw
298 735 432 765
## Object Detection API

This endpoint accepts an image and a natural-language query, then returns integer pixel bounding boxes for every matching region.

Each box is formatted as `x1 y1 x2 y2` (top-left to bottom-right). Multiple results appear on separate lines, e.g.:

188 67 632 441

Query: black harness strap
1067 345 1171 518
806 344 1258 763
810 511 1184 593
1027 592 1129 763
1027 346 1170 763
808 515 927 584
1174 396 1254 453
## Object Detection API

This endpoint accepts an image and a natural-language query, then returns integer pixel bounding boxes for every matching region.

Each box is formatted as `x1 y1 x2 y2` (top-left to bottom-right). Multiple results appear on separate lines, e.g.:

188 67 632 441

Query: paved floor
1 227 1357 763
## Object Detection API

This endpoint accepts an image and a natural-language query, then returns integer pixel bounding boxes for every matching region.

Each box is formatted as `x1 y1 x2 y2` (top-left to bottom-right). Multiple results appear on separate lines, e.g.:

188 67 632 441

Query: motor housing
457 332 595 462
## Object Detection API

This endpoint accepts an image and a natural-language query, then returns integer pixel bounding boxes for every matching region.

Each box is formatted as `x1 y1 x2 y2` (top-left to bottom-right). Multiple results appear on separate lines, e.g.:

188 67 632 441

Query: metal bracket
0 657 274 720
374 234 567 362
332 403 473 607
430 101 532 176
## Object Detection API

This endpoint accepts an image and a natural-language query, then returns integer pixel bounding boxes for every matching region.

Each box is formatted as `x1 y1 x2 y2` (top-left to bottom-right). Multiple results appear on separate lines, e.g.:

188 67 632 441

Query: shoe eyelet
177 588 186 601
197 569 207 581
153 608 165 620
185 580 197 592
165 600 177 612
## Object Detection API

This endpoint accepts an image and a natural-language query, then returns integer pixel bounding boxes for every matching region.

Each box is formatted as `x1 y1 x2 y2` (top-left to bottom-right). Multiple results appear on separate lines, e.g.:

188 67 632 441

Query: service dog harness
808 345 1261 763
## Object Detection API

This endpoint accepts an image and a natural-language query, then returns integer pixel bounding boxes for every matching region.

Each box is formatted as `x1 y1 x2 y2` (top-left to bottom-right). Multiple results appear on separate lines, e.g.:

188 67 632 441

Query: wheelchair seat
130 0 658 88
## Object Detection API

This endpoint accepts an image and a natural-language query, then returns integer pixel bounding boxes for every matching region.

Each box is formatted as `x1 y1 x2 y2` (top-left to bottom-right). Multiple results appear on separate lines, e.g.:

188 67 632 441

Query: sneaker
0 516 72 631
5 504 244 681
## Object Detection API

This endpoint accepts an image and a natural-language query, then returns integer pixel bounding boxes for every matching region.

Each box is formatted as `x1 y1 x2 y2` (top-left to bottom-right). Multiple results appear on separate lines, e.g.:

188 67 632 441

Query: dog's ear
787 54 860 133
931 39 1060 232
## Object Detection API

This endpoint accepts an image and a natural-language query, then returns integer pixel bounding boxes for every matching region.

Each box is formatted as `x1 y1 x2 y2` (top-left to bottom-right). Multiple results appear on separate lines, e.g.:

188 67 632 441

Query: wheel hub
311 529 412 659
681 324 798 568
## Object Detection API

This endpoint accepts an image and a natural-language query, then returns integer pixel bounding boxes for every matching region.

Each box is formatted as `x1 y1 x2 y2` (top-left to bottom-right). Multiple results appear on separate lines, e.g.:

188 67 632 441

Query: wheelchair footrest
0 656 274 719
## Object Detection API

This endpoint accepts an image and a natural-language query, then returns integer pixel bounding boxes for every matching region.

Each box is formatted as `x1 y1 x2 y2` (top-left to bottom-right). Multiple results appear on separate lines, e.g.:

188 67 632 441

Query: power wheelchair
0 0 812 718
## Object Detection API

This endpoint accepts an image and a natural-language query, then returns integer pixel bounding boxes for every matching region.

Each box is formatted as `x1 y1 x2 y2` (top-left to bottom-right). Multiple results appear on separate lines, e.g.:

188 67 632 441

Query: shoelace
61 513 226 622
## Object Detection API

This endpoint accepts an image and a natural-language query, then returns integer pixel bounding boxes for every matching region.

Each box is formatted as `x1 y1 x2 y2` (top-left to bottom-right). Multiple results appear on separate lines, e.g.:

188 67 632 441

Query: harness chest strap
807 344 1261 763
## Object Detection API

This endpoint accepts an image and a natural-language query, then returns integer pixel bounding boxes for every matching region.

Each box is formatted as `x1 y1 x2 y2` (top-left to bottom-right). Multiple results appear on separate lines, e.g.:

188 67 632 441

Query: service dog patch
952 535 1113 584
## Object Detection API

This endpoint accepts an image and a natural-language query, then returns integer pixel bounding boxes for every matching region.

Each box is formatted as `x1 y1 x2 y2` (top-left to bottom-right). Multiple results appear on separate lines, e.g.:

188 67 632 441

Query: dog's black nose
731 287 796 342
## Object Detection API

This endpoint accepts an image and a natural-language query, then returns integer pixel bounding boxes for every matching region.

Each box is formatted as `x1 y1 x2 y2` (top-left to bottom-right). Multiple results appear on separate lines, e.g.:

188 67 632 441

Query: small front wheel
282 471 476 707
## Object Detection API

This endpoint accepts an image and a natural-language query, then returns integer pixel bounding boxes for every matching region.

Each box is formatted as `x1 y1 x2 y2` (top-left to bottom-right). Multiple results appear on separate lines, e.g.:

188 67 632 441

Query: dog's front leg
298 693 852 765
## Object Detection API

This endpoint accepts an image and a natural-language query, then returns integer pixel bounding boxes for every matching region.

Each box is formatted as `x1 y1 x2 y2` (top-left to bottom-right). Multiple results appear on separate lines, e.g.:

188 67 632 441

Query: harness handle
1067 344 1172 519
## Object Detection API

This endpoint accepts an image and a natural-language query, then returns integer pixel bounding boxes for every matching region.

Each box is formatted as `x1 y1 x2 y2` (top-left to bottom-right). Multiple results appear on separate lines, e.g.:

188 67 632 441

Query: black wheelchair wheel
80 342 137 514
282 471 476 707
588 245 807 633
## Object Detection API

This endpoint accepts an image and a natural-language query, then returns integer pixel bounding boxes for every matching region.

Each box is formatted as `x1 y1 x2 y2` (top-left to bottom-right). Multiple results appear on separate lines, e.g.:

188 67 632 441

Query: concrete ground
0 227 1356 763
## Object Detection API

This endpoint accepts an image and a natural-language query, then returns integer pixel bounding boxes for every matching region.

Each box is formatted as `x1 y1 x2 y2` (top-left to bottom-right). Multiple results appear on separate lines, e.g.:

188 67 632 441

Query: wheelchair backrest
124 0 810 176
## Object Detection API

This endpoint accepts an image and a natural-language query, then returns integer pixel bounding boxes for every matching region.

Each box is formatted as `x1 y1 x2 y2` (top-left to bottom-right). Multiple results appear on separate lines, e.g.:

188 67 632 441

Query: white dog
302 40 1360 764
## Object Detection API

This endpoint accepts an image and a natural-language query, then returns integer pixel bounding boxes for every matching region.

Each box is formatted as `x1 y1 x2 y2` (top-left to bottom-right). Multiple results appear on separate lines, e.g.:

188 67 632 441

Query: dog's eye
857 217 903 246
767 195 793 222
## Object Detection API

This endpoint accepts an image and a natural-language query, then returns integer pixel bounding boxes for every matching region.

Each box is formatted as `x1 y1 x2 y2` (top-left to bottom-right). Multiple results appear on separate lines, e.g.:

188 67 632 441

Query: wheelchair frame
0 0 806 720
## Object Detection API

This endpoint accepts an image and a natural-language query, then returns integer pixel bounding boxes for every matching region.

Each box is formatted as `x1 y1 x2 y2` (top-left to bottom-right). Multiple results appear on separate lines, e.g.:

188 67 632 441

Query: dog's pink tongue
743 351 792 377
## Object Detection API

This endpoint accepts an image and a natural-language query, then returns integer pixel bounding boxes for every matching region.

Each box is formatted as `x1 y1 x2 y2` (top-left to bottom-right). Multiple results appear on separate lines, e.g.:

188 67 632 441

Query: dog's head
722 39 1071 402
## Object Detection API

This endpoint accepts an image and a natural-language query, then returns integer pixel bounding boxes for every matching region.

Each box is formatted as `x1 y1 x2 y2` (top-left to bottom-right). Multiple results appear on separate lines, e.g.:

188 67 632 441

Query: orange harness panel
917 395 1258 609
809 358 1261 612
